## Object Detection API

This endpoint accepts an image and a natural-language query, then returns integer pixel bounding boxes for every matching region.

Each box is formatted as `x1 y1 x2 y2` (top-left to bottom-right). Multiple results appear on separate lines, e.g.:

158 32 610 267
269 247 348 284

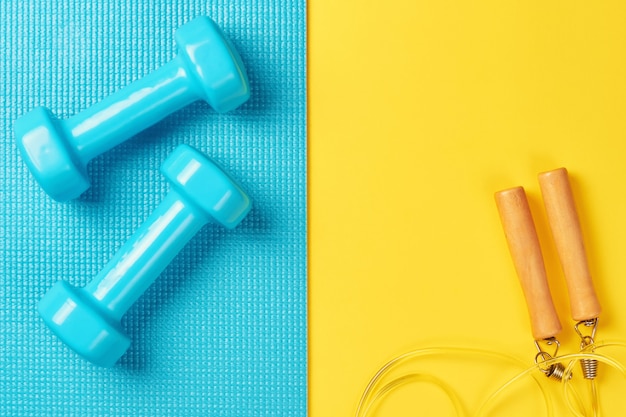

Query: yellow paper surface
309 1 626 415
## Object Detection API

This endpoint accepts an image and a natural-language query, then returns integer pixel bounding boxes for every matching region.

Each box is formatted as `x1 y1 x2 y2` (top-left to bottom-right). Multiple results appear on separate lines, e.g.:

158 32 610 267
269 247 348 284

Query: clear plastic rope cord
355 343 626 417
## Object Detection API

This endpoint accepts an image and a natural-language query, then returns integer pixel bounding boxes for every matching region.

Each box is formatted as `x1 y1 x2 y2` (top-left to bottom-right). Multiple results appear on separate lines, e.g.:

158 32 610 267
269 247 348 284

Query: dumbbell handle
538 168 601 321
83 191 206 320
495 187 562 340
67 57 197 162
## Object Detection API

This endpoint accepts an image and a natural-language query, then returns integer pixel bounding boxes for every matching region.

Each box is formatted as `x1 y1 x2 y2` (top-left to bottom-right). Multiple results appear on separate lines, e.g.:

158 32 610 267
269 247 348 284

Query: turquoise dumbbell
15 16 250 202
38 145 251 367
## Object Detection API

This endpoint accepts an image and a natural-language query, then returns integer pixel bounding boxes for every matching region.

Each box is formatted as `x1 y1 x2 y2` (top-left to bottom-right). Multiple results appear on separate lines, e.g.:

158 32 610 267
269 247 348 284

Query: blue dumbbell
16 16 250 202
38 144 252 367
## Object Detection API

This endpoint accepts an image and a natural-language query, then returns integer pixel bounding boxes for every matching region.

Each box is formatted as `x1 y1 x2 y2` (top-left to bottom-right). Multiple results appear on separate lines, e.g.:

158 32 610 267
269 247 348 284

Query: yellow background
309 1 626 416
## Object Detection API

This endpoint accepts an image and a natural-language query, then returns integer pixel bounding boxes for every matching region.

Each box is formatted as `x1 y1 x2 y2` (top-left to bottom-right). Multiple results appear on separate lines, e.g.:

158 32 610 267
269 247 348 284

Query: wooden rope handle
538 168 601 321
495 187 562 340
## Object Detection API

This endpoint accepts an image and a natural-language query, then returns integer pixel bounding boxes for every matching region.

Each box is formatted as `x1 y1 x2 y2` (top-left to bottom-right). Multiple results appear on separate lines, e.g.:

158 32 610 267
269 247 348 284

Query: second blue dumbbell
15 16 250 202
38 144 252 367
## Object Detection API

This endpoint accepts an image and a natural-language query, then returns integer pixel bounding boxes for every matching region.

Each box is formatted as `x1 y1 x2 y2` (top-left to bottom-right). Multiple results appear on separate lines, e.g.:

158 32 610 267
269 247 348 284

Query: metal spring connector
534 338 570 381
575 318 599 380
580 354 598 380
544 361 569 382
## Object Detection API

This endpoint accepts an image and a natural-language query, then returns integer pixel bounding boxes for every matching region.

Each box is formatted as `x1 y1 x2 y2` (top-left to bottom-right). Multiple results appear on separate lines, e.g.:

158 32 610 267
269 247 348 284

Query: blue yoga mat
0 1 306 416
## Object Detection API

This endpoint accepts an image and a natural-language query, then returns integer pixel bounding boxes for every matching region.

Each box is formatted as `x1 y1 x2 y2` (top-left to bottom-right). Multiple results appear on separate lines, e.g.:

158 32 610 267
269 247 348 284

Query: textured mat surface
0 2 306 416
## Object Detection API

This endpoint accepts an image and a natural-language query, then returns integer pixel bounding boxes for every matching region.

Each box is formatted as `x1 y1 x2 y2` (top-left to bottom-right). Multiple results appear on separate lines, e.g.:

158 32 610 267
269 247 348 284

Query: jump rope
355 168 626 417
